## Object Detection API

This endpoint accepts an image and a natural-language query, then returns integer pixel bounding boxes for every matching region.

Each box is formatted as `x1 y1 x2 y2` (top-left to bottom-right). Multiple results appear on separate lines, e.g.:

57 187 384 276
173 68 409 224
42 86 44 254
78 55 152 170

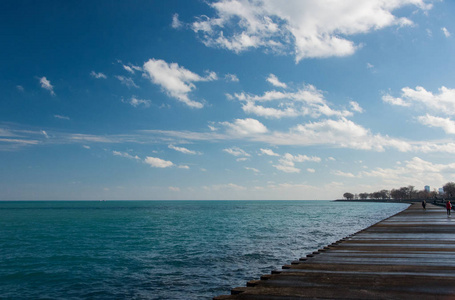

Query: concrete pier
214 203 455 299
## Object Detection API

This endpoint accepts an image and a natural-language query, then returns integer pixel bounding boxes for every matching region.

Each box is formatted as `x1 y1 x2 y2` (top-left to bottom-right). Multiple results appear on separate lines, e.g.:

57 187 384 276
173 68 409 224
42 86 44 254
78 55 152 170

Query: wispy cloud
359 157 455 188
123 96 151 108
169 144 200 155
349 101 364 113
39 76 55 96
54 115 70 120
41 130 49 139
171 13 183 29
229 84 353 119
266 74 287 88
144 156 174 168
223 146 250 157
442 27 451 38
90 71 107 79
123 65 135 74
260 148 280 156
382 94 411 107
331 170 357 178
116 76 139 88
273 153 321 173
203 183 246 191
113 150 140 160
245 167 260 173
6 116 455 155
225 74 239 82
142 58 217 108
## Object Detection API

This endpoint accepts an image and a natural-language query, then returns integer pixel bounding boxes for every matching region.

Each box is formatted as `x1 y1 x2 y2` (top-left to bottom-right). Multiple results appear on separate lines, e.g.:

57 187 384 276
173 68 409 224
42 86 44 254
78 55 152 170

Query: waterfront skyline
1 0 455 200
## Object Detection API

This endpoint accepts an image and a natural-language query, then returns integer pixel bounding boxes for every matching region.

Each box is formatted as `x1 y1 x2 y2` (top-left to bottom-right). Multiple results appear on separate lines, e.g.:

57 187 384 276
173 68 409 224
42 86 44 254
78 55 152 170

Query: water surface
0 200 408 299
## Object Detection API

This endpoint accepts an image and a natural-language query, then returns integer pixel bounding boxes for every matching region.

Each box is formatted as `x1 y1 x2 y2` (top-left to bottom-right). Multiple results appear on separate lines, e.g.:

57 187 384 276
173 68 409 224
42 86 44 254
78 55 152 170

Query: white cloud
69 134 115 143
366 63 374 69
169 144 199 155
115 76 139 88
273 162 300 173
418 114 455 134
260 148 280 156
245 167 260 173
349 101 364 113
384 86 455 114
90 71 107 79
123 65 135 74
172 13 183 29
241 101 299 118
39 76 55 95
16 85 24 92
269 118 413 152
225 74 239 82
41 130 49 139
223 146 250 157
360 157 455 187
131 65 142 72
331 170 356 178
221 118 268 135
113 150 140 160
307 168 315 173
266 74 287 88
83 145 91 149
273 152 321 173
442 27 451 38
54 115 70 120
414 143 455 154
144 156 174 168
0 138 39 146
382 94 411 107
191 0 432 62
169 186 180 191
142 117 414 152
205 183 247 191
283 153 321 163
124 96 151 108
178 165 190 169
232 84 353 119
143 58 217 108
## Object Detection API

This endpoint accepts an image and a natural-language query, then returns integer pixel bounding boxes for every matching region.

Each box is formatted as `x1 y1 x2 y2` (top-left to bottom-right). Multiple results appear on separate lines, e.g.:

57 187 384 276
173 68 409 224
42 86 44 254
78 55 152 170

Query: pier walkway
214 203 455 299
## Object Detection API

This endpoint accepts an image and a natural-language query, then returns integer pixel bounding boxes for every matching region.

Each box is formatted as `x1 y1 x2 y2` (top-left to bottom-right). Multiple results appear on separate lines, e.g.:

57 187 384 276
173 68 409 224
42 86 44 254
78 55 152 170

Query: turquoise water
0 200 408 299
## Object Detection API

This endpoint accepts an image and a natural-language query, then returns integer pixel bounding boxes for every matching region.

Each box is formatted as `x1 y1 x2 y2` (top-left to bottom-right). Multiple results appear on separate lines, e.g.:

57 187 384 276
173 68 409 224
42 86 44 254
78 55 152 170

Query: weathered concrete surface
214 203 455 299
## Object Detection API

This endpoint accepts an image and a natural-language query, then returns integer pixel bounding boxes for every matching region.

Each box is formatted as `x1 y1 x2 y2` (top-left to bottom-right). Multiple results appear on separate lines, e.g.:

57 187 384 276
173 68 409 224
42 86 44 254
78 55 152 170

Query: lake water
0 200 408 299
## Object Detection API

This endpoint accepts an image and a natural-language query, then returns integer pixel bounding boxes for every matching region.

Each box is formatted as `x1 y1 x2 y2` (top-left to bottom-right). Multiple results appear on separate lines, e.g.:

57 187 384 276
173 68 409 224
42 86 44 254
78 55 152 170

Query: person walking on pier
422 200 426 210
446 200 452 216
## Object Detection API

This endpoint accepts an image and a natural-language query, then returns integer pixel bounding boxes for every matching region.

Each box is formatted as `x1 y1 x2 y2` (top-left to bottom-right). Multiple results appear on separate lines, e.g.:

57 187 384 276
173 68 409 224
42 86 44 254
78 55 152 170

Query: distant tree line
343 182 455 201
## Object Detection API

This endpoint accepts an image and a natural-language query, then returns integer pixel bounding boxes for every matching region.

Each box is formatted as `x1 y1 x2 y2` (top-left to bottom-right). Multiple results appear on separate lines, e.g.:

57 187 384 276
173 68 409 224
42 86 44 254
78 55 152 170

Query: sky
1 0 455 200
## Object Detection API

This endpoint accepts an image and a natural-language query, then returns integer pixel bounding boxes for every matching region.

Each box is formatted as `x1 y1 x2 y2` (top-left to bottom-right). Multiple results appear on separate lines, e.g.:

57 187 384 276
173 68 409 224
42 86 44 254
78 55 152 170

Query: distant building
425 185 430 192
439 188 444 195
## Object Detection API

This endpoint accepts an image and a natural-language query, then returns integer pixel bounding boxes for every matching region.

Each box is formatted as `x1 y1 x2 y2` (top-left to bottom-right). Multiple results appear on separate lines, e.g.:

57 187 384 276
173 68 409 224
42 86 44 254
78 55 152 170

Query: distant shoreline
335 198 451 209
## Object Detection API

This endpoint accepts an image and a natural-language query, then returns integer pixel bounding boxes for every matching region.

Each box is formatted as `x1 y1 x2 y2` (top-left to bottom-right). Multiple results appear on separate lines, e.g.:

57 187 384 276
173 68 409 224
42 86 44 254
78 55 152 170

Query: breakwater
214 203 455 299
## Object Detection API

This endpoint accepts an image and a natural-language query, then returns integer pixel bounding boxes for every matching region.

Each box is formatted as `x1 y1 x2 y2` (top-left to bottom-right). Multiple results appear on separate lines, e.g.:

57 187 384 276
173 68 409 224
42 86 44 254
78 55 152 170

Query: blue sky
1 0 455 200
